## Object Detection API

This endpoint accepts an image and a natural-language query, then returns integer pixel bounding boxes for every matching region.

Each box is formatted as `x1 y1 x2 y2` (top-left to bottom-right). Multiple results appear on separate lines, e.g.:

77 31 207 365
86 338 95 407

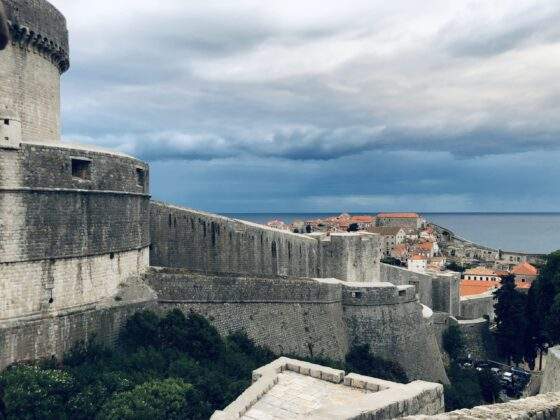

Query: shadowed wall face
0 2 8 50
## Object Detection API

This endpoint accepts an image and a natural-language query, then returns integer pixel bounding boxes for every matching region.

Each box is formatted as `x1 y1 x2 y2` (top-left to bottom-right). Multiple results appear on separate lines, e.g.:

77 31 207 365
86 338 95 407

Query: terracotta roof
351 215 375 223
418 242 434 251
512 262 539 276
460 280 500 297
410 255 427 261
367 227 403 235
377 213 420 219
461 279 531 297
464 266 499 276
392 244 407 256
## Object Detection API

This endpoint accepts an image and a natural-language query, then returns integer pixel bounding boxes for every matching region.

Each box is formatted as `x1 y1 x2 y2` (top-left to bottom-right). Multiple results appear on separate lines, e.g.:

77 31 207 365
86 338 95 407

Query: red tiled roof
351 215 375 223
377 213 420 218
410 254 427 261
393 244 407 256
464 266 499 276
418 242 433 251
460 280 500 297
512 262 539 276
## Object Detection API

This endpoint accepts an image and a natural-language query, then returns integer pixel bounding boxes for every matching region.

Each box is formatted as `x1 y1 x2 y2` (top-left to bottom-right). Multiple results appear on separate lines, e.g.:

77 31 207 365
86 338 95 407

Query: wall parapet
4 0 70 72
150 202 380 282
408 391 560 419
212 357 444 420
380 263 460 315
8 21 69 72
541 346 560 393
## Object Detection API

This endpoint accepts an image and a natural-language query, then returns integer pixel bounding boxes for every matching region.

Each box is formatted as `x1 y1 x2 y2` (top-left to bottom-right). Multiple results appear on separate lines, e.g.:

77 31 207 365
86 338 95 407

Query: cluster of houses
266 212 542 299
267 212 447 273
459 262 539 297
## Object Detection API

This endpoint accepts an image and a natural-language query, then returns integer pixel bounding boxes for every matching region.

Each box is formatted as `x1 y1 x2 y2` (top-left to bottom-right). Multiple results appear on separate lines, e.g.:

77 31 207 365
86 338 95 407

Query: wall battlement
150 202 381 283
1 0 69 143
145 267 448 383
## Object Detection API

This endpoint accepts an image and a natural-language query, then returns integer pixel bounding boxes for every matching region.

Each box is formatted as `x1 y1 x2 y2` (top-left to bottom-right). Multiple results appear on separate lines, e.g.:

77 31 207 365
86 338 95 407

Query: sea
222 213 560 255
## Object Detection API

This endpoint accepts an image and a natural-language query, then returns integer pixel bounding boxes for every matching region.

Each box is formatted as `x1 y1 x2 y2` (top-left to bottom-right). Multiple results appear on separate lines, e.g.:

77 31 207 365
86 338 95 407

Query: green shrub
345 344 408 383
97 378 209 420
442 325 465 362
0 365 75 420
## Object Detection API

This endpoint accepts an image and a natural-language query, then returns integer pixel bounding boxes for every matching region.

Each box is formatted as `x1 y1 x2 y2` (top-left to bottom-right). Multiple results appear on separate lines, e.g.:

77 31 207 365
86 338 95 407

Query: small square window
136 168 145 187
71 158 92 180
4 119 9 125
352 291 363 299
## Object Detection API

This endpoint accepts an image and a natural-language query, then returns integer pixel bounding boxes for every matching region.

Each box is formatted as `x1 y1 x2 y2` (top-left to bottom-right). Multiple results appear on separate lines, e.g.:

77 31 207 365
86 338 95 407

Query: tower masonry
0 0 69 144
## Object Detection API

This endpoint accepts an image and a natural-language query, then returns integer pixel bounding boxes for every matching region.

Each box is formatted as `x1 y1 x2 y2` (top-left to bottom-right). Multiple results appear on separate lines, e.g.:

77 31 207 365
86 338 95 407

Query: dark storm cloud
49 0 560 210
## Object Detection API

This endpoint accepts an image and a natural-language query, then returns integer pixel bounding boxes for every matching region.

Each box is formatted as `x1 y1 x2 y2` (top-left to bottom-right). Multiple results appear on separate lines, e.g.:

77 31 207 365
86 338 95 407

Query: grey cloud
442 5 560 57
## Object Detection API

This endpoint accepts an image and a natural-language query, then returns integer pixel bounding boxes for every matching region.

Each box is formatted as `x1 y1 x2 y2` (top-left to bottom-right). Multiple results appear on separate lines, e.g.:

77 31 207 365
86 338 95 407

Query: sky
49 0 560 213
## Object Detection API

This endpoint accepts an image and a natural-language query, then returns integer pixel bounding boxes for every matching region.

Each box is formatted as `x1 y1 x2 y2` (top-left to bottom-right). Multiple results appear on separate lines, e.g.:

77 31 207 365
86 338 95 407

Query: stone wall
146 267 447 383
317 233 381 282
0 143 151 322
460 291 495 320
380 263 460 315
457 318 497 361
0 248 149 321
213 357 444 420
0 297 157 370
150 202 380 282
409 392 560 419
343 283 448 384
146 267 349 360
541 346 560 393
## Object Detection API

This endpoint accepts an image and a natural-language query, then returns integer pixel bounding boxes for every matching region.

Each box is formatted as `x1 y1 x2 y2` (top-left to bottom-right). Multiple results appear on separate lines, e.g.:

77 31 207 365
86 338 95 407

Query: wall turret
0 0 69 144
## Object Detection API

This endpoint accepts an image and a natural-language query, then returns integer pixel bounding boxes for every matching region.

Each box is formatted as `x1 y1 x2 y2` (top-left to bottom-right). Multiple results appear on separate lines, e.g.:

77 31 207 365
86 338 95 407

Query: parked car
501 371 513 384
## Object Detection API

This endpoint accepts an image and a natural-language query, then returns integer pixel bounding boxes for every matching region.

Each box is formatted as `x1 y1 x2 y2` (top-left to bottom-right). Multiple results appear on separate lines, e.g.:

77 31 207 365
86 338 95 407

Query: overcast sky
50 0 560 213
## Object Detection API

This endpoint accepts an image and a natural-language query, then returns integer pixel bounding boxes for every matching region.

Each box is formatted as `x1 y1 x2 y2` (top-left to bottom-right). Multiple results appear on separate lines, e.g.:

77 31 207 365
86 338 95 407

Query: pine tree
494 274 527 365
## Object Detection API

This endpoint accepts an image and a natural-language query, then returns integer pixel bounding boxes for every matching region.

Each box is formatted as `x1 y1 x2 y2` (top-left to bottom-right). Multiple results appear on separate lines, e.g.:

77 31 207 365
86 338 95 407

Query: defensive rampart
380 263 460 316
541 346 560 393
1 0 69 143
0 143 150 322
145 267 448 384
460 291 495 320
457 318 497 360
0 292 157 369
150 202 380 282
0 142 152 367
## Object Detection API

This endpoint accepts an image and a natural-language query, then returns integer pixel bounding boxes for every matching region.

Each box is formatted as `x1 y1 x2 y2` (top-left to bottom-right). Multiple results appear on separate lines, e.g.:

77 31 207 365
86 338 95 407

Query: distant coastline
223 212 560 254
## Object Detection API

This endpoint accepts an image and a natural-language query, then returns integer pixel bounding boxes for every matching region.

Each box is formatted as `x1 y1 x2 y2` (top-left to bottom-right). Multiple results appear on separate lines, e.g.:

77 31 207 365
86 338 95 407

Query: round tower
0 0 69 144
0 1 152 368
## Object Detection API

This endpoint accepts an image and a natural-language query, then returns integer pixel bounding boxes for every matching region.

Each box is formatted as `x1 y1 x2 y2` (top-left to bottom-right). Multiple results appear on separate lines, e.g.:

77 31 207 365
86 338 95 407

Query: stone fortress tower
0 0 151 365
0 0 69 144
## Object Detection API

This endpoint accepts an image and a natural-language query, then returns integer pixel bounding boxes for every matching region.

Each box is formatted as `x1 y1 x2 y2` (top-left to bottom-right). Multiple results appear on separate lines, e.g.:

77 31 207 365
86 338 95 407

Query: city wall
147 268 348 360
541 346 560 393
409 392 560 419
150 202 380 282
457 318 497 361
460 291 495 320
145 267 448 384
0 296 157 370
0 143 152 367
0 143 151 322
380 263 460 316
